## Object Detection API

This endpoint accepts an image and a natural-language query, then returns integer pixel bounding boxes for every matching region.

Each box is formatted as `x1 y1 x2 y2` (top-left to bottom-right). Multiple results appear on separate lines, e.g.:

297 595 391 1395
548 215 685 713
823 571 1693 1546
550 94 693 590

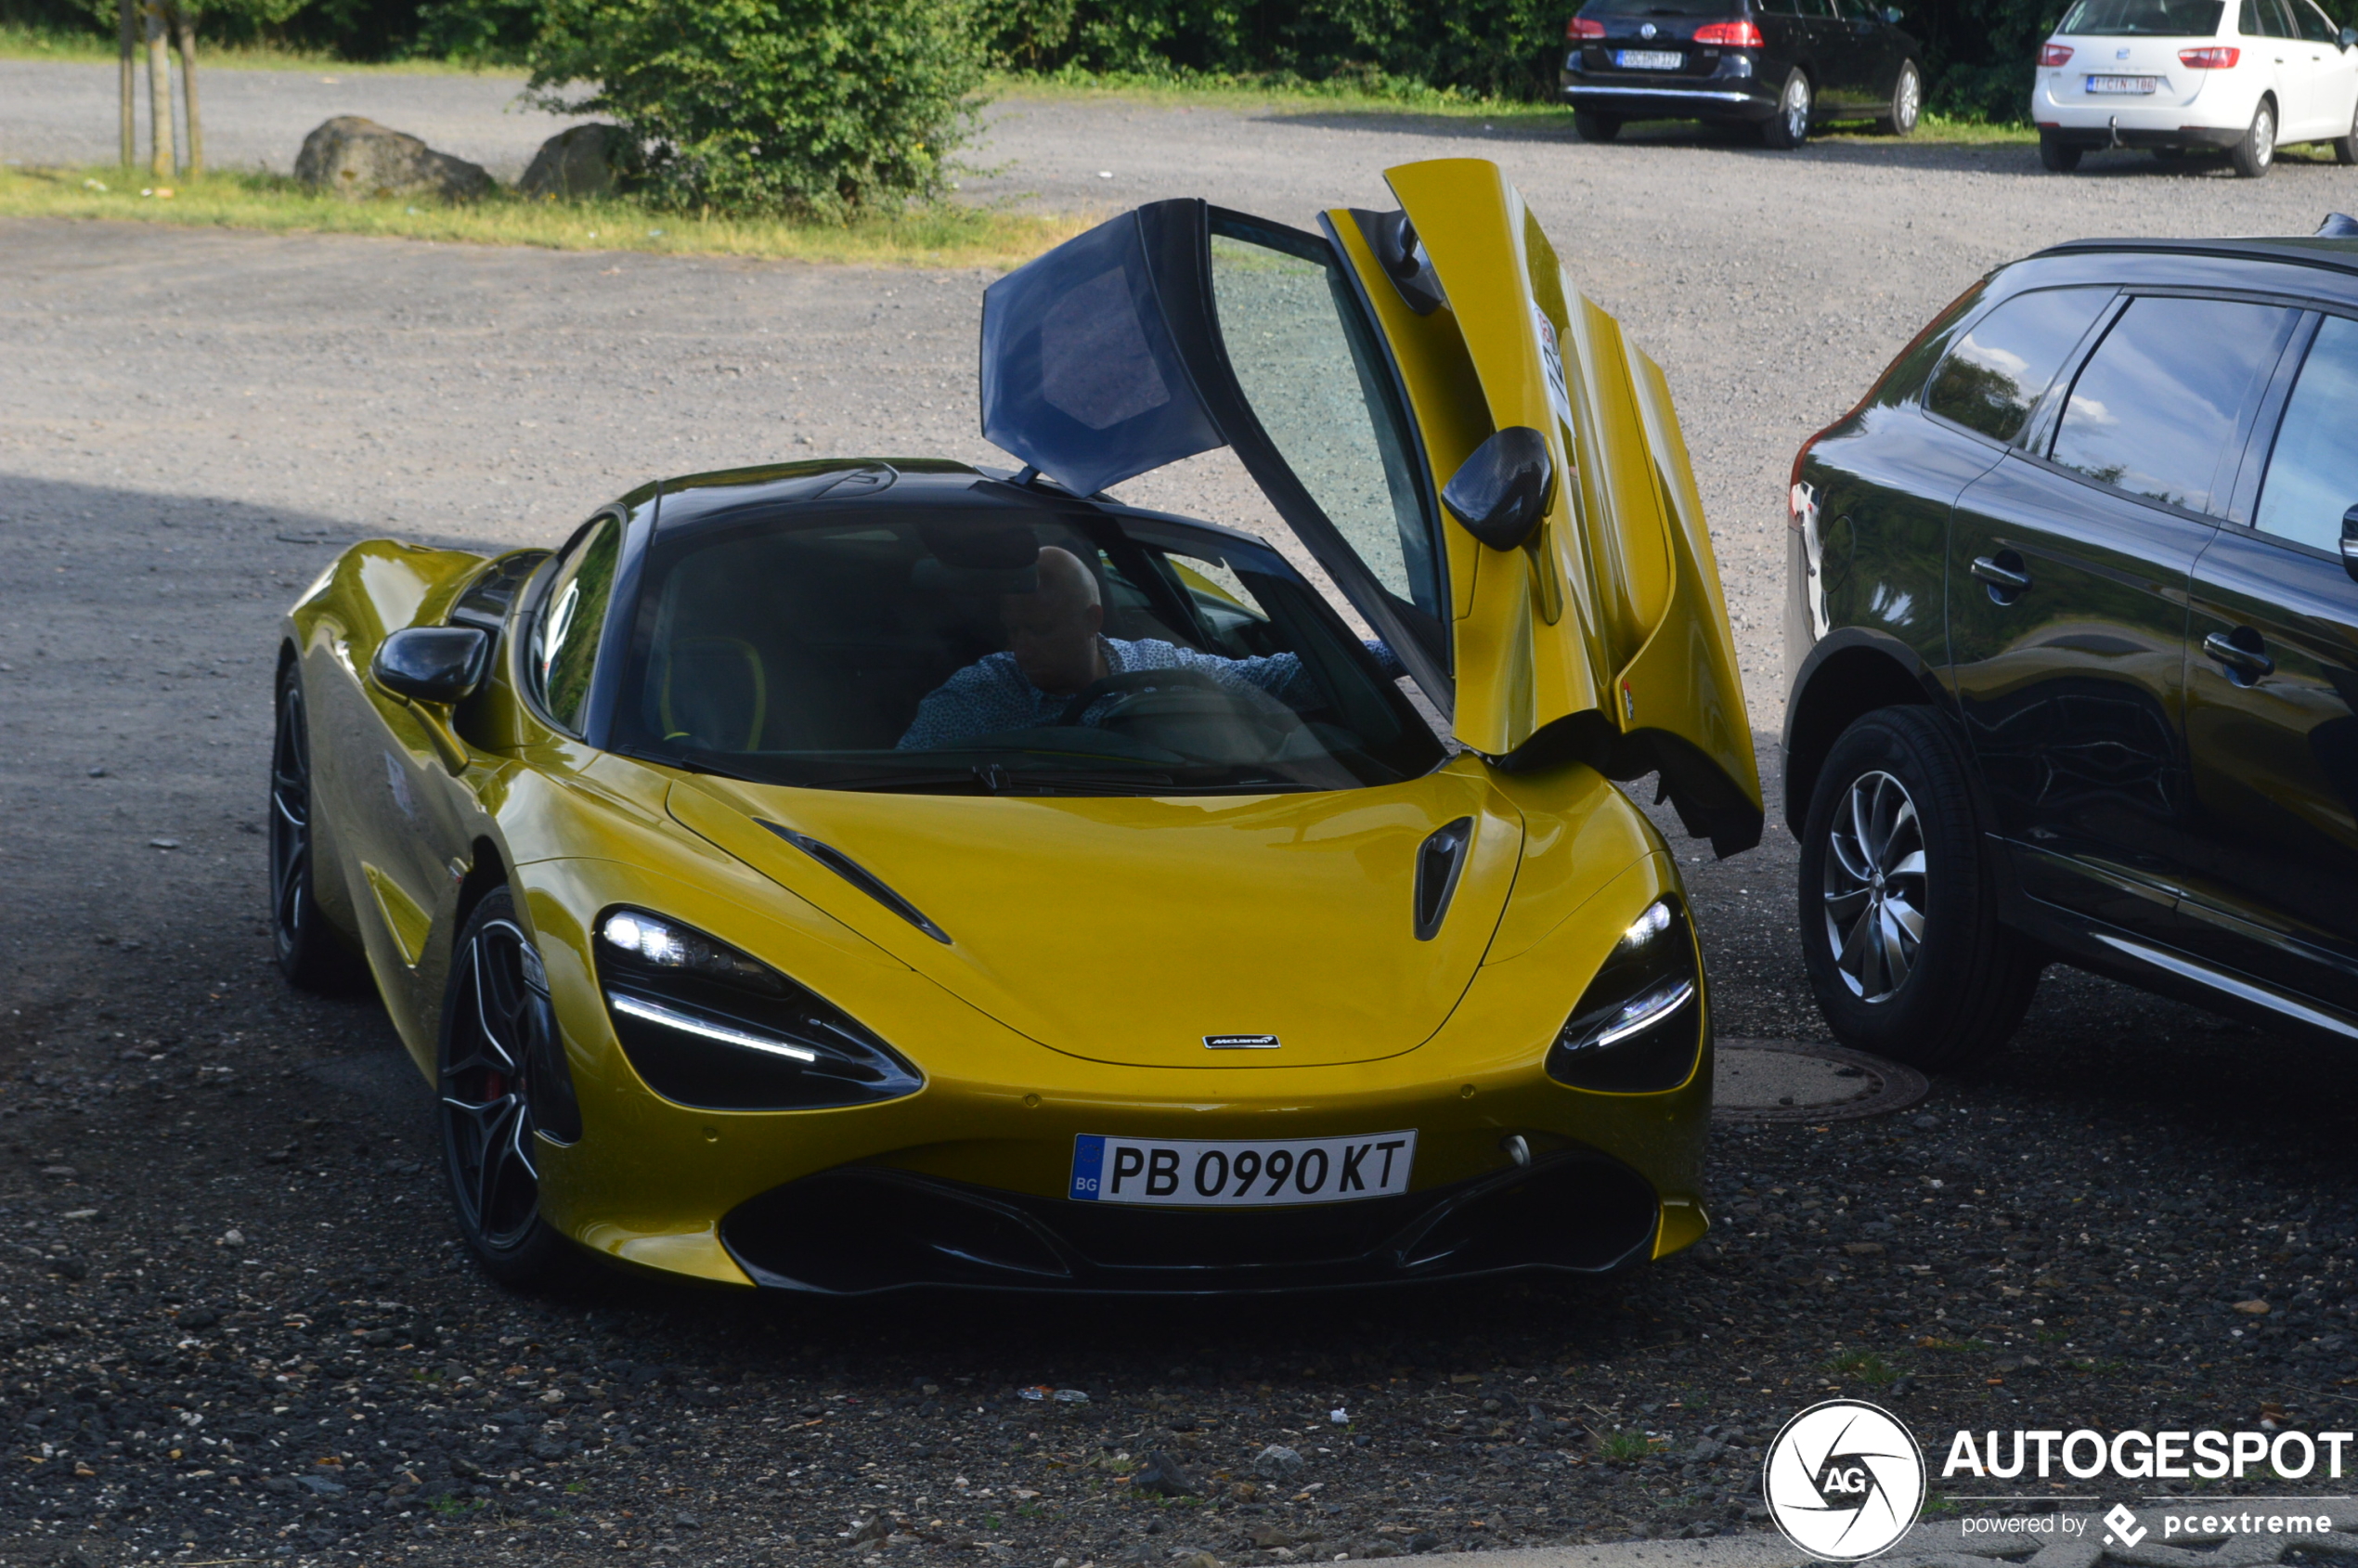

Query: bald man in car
897 546 1396 750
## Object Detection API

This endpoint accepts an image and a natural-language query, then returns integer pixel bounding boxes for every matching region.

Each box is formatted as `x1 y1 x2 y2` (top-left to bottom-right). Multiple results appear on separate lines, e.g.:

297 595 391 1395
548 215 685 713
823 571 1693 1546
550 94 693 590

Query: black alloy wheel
1574 110 1624 142
1796 706 2042 1069
2231 97 2275 177
439 887 579 1288
1763 69 1813 148
2038 130 2082 172
269 665 364 991
1879 59 1922 136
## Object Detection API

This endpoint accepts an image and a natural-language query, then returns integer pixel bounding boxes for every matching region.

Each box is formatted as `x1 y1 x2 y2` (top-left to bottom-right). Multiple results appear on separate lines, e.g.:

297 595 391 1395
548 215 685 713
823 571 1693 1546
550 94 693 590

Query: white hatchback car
2033 0 2358 175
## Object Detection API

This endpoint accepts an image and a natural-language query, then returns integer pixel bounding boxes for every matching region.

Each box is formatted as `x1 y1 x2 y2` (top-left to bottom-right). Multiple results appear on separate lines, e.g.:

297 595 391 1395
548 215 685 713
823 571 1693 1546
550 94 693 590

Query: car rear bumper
2037 118 2247 148
716 1149 1665 1295
1560 78 1779 121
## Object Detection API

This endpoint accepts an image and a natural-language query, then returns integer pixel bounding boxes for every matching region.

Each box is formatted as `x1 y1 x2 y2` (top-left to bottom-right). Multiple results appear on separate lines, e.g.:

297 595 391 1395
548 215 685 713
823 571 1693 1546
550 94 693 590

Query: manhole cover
1712 1039 1928 1123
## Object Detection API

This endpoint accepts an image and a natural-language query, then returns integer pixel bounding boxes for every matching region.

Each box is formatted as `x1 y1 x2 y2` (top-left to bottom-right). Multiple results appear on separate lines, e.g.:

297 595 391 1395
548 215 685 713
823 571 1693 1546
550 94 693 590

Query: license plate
1614 48 1686 69
2085 73 2157 93
1069 1130 1417 1208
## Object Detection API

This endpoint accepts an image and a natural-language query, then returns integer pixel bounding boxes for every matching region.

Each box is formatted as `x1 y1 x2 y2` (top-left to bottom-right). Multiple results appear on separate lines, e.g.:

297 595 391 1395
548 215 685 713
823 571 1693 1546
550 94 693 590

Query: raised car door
2172 310 2358 1024
977 163 1763 853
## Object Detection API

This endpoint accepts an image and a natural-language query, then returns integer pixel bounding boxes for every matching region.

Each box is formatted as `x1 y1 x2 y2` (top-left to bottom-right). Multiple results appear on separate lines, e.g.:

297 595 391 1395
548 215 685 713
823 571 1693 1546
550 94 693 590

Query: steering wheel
1054 667 1230 726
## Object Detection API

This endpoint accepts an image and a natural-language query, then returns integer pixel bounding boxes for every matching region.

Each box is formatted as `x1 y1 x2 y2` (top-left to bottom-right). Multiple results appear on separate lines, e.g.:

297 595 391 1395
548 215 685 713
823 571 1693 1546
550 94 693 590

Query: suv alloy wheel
1796 706 2043 1068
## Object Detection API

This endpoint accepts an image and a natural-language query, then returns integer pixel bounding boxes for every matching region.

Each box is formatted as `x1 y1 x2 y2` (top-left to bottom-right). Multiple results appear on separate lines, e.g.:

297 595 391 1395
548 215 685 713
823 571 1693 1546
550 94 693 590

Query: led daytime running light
1592 978 1696 1049
607 993 819 1064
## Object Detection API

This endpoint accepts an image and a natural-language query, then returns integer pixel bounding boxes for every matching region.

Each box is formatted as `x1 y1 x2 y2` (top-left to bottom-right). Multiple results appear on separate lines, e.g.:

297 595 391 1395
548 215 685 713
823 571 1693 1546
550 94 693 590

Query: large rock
293 117 493 202
518 123 640 200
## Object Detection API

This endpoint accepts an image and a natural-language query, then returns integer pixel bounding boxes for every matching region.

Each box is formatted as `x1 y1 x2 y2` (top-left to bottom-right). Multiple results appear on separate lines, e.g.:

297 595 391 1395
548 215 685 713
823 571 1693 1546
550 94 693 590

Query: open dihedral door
974 161 1760 855
1336 159 1761 855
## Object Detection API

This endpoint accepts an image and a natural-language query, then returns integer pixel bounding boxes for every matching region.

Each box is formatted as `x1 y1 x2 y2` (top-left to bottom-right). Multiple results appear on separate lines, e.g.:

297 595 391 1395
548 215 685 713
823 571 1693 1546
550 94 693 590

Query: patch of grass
0 165 1086 268
0 21 505 71
1917 1336 1996 1354
1595 1430 1658 1462
999 68 2040 143
1823 1350 1904 1386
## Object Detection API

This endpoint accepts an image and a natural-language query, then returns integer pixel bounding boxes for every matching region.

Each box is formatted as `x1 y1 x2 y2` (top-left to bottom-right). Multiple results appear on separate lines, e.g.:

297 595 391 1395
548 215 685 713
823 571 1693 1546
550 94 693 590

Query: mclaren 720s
269 158 1762 1295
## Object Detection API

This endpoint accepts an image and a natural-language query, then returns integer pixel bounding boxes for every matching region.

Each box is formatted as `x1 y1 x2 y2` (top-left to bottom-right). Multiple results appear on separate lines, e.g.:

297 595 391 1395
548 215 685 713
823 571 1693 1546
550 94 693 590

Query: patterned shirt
897 636 1395 751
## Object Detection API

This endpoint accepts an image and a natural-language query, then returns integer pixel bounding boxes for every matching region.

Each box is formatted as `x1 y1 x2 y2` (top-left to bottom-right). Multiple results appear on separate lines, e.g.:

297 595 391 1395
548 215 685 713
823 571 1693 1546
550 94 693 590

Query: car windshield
612 488 1448 797
2055 0 2223 32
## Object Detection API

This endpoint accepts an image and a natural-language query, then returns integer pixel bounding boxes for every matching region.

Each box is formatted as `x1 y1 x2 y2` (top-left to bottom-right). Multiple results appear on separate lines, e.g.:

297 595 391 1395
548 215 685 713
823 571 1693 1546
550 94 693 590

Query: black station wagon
1784 226 2358 1068
1561 0 1924 146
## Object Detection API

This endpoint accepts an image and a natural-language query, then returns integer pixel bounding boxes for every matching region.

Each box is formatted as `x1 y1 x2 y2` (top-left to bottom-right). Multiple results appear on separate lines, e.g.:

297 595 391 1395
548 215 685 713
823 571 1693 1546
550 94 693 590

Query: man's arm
897 656 1030 749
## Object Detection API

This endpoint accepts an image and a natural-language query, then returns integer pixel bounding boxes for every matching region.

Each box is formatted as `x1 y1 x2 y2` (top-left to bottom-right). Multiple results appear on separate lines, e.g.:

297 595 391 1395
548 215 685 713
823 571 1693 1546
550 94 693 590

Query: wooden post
172 3 202 179
145 0 175 181
118 0 136 168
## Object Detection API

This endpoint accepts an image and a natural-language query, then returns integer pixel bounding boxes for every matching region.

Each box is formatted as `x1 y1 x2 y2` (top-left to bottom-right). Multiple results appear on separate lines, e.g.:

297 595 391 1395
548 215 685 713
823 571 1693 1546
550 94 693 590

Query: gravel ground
4 81 2358 1568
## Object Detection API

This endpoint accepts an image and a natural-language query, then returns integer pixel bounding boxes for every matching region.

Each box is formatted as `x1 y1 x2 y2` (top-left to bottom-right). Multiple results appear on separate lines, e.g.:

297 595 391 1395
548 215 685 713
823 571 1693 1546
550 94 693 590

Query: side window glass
1206 223 1444 625
529 515 622 734
2267 0 2298 32
2296 0 2338 39
1795 0 1833 19
2256 315 2358 553
2049 295 2296 514
1923 287 2112 442
2239 0 2265 32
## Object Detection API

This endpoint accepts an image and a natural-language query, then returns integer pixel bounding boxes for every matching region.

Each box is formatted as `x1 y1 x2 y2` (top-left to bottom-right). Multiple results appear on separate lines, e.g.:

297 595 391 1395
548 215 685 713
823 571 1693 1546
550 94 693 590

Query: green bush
524 0 986 214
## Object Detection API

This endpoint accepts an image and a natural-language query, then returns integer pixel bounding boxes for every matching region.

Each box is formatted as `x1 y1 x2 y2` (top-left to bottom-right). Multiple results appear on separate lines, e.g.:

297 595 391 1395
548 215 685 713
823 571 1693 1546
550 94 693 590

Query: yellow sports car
270 159 1760 1294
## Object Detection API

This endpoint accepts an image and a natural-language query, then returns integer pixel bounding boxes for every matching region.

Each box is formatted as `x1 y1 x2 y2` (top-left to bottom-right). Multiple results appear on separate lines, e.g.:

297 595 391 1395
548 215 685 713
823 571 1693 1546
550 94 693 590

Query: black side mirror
2341 504 2358 584
371 626 490 704
1884 5 1905 20
1442 426 1556 551
2341 23 2357 45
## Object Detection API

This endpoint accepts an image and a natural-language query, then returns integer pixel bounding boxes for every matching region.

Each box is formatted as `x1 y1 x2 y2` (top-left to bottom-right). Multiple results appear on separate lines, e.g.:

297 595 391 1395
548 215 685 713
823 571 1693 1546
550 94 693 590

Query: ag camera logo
1763 1399 1927 1561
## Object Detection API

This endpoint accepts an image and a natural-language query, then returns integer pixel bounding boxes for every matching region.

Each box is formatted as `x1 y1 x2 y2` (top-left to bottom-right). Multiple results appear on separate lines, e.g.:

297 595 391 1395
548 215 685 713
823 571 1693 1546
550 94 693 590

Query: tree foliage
523 0 985 214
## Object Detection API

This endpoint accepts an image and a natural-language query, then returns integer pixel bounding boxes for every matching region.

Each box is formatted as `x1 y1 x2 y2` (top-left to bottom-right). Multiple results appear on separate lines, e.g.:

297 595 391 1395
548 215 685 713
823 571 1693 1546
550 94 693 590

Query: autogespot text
1942 1429 2356 1481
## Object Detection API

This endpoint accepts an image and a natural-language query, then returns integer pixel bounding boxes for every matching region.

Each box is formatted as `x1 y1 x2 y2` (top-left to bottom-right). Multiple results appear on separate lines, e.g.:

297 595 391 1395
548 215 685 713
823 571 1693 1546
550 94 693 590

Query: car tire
1796 706 2042 1070
1762 70 1812 148
2331 98 2358 163
1878 59 1923 135
2038 130 2082 171
268 664 369 993
1574 110 1624 142
2231 97 2275 177
438 886 585 1290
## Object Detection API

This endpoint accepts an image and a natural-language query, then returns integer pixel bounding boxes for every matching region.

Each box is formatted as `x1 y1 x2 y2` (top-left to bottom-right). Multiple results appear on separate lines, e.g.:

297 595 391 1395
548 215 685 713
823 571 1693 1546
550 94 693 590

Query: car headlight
1544 897 1704 1093
594 908 923 1110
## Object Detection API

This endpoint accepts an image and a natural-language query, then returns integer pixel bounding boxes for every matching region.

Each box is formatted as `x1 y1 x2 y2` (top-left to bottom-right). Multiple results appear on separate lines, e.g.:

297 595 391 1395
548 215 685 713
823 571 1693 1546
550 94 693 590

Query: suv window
529 514 622 734
2293 0 2339 41
2240 0 2289 34
2256 314 2358 553
2049 295 2296 514
1923 287 2111 442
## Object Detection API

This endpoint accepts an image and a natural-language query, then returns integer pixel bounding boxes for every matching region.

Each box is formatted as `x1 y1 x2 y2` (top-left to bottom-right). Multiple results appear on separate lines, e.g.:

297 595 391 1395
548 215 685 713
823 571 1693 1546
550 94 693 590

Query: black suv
1785 230 2358 1068
1561 0 1924 146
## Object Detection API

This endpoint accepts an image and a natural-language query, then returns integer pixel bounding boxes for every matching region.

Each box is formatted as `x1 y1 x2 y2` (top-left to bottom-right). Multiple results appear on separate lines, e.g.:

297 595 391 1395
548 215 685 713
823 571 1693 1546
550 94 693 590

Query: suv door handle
2203 629 2275 682
1971 554 2032 597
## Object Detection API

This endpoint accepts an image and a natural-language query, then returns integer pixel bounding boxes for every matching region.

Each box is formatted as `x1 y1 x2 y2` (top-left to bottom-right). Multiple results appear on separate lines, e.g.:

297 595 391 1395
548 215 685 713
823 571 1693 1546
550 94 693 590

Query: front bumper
719 1149 1665 1295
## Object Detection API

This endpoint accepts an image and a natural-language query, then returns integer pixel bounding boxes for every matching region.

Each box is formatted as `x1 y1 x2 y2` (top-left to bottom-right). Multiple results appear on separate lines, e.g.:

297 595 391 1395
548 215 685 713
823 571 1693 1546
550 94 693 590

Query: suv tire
1763 70 1812 149
2231 97 2275 177
1574 110 1624 142
1797 706 2041 1069
2038 130 2082 171
1878 59 1922 136
2332 99 2358 164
